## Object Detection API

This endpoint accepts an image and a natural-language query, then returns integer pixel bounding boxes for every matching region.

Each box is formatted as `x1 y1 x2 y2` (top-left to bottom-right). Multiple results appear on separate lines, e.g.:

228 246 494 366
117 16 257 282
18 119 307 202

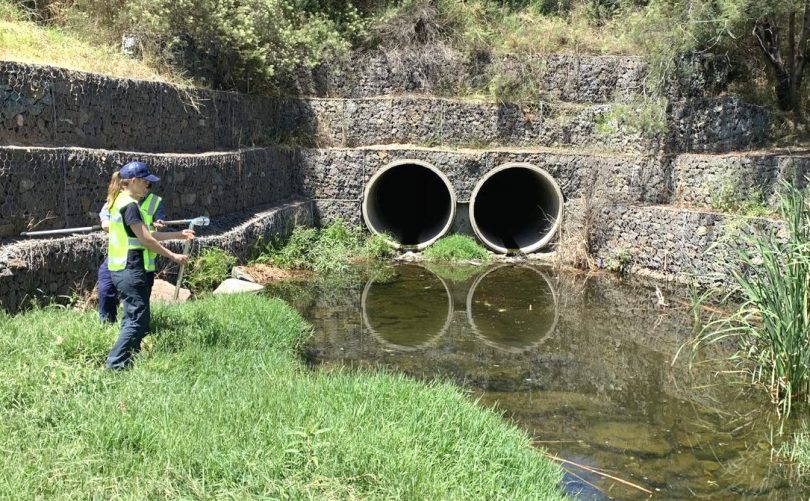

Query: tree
752 1 810 115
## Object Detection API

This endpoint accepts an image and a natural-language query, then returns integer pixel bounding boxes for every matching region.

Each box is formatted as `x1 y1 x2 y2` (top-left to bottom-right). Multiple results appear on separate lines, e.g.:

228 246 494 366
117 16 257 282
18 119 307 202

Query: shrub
123 0 369 92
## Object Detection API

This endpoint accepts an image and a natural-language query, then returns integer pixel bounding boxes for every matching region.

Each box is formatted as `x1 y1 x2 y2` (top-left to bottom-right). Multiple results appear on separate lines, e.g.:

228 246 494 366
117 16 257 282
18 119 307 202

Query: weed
424 234 491 263
605 247 632 274
185 247 238 293
594 98 668 139
255 220 393 274
711 179 773 218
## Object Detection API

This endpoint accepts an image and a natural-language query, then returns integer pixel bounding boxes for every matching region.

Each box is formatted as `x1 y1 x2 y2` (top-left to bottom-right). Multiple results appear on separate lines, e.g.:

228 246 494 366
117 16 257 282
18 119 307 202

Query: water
267 263 808 500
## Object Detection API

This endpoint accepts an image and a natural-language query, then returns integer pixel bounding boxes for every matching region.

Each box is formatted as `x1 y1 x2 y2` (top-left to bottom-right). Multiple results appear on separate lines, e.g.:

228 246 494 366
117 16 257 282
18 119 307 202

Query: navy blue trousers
106 267 154 370
98 258 154 323
97 257 118 323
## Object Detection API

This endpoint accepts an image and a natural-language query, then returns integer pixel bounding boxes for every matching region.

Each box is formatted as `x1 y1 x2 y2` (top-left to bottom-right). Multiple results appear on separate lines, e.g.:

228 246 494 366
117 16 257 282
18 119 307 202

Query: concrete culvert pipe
363 160 456 250
469 163 564 254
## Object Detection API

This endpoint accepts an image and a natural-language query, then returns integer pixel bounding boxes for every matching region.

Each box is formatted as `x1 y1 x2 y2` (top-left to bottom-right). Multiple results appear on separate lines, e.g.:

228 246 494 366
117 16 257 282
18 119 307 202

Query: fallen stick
541 452 653 495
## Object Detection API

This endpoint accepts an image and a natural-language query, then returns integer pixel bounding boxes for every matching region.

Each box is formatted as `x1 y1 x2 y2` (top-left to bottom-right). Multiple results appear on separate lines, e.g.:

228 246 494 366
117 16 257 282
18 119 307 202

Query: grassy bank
0 0 184 84
0 295 563 499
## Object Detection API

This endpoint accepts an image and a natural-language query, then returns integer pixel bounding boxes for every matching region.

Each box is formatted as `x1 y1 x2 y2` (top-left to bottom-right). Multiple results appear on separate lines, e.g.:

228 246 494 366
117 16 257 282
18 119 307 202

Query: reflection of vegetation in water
424 234 491 263
423 262 484 283
266 262 397 311
779 426 810 488
689 184 810 418
364 265 451 349
297 263 800 498
468 266 557 351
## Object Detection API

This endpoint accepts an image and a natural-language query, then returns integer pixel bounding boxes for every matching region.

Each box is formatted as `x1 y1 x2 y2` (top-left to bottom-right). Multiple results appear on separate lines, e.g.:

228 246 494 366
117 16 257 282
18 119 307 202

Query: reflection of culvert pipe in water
466 265 559 353
469 163 563 254
361 264 453 351
363 160 456 250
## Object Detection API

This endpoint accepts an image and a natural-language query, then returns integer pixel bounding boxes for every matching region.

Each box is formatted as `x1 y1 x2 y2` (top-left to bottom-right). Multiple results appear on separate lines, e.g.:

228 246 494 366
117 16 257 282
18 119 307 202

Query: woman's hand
170 253 189 265
179 229 195 240
153 220 166 230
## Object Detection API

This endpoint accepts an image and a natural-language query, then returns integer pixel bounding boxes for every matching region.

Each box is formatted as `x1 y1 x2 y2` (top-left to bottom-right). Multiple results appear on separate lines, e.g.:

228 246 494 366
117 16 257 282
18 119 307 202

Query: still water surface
268 263 807 500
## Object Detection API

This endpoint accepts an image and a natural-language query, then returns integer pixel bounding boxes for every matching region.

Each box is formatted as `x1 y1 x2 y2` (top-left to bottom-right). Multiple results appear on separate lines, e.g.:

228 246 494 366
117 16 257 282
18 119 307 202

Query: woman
97 174 167 323
106 161 194 370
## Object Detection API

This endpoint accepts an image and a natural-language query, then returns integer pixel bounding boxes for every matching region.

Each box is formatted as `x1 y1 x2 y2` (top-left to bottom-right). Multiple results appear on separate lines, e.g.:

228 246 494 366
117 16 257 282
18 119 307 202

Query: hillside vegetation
3 1 809 120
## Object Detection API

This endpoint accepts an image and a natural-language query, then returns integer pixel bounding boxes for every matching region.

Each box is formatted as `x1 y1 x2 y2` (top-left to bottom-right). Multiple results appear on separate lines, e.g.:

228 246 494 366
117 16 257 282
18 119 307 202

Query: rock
151 278 190 303
213 278 264 295
231 266 258 283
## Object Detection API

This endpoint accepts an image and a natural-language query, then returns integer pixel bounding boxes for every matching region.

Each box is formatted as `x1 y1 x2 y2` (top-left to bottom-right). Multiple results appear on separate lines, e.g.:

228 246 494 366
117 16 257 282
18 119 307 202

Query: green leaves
125 0 367 92
690 182 810 418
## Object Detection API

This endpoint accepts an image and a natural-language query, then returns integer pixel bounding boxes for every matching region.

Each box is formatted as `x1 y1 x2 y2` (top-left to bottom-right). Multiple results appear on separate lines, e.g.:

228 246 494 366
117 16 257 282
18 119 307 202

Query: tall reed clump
690 183 810 417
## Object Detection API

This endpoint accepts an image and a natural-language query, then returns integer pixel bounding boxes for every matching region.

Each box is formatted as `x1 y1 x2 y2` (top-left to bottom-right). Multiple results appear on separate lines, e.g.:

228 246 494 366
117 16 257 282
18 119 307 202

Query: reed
690 183 810 418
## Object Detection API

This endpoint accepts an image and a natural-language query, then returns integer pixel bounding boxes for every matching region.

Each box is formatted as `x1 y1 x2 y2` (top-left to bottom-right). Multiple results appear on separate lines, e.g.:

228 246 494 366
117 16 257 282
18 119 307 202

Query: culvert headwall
469 163 564 254
362 160 456 249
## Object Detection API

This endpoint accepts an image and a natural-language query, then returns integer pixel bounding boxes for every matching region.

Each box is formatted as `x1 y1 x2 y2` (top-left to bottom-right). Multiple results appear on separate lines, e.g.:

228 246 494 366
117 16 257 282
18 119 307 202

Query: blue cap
120 161 160 183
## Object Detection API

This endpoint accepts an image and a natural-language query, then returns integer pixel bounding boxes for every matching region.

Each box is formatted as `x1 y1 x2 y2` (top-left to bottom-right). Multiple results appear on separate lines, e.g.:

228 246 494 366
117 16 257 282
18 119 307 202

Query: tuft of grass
424 234 491 263
711 181 774 218
0 294 564 499
687 183 810 418
0 0 187 85
594 97 669 140
185 248 238 293
255 220 393 274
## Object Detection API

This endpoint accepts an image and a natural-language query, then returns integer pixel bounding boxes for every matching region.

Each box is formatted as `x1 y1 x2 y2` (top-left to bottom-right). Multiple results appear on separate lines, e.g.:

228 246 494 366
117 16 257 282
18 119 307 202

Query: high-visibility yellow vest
140 193 162 272
108 193 163 272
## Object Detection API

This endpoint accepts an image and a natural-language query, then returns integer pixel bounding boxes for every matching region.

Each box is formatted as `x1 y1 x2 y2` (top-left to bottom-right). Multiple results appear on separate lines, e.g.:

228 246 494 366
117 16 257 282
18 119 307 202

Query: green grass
0 0 186 84
689 184 810 418
0 295 564 499
255 220 394 274
185 247 238 293
424 234 491 263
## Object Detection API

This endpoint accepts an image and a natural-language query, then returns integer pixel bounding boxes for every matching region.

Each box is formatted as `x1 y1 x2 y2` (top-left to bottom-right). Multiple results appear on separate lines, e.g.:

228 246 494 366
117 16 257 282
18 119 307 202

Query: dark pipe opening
364 162 455 248
470 165 562 253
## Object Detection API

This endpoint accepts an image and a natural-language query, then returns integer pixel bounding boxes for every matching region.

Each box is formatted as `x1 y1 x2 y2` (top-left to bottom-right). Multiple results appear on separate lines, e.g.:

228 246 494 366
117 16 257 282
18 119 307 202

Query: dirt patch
241 264 312 284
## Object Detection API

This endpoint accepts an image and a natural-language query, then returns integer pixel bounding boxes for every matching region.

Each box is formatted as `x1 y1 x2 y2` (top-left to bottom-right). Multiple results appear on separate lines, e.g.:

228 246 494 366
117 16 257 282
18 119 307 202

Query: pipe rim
362 159 457 250
465 264 559 354
469 162 564 254
361 264 453 352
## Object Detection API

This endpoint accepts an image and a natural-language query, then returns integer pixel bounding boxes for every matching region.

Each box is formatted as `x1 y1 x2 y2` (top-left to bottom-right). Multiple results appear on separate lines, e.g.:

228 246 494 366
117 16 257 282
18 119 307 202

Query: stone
231 266 258 283
151 278 190 303
213 278 264 295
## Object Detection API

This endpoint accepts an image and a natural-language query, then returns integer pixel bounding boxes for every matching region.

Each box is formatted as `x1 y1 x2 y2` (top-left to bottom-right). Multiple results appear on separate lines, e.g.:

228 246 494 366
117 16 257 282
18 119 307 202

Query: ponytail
105 171 123 208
